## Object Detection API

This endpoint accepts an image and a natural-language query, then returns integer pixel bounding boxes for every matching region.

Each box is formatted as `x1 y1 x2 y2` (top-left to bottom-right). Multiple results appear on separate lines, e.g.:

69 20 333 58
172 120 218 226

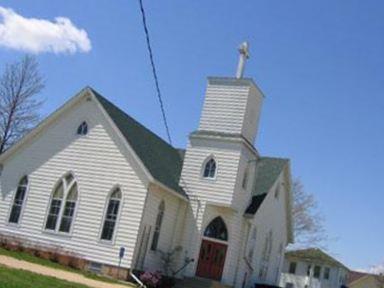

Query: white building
280 248 349 288
0 44 293 288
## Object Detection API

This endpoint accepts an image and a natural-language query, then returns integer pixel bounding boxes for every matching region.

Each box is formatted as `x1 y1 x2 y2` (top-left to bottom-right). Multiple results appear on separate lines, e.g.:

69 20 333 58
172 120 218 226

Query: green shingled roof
252 157 289 196
92 89 186 197
286 248 348 270
245 157 288 214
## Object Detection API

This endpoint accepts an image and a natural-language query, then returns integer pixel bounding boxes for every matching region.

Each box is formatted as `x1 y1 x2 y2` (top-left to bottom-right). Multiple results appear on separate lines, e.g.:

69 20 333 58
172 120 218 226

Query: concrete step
174 277 232 288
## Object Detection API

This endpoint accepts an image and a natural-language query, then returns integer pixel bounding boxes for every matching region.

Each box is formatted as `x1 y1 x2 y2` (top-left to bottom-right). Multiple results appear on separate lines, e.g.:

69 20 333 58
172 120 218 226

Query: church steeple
197 42 264 145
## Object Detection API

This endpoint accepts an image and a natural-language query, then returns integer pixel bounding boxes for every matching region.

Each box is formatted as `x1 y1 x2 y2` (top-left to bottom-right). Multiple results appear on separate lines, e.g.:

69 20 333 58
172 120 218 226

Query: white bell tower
198 42 264 144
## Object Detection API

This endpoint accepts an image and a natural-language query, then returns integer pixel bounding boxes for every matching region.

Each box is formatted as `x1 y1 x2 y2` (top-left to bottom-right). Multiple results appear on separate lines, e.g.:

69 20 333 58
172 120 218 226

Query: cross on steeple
236 41 250 79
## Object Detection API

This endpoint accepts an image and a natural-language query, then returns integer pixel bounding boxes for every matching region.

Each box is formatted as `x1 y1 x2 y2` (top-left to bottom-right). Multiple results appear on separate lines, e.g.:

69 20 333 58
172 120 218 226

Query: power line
138 0 173 145
138 0 195 202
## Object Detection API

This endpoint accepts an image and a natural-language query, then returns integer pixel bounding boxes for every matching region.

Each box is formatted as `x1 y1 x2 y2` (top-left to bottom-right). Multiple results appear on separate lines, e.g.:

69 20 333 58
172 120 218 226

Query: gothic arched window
247 227 257 261
101 188 122 241
259 230 273 280
8 176 29 224
242 164 250 189
203 157 217 179
151 200 165 251
204 216 228 241
45 173 78 233
77 121 88 136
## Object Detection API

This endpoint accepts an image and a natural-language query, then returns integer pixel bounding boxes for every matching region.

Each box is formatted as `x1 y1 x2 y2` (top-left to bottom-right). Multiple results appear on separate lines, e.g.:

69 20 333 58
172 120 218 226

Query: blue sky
1 0 383 271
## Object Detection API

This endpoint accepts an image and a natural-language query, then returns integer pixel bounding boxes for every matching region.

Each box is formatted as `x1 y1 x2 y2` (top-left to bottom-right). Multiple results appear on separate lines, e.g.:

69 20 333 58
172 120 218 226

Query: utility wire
138 0 173 145
138 0 196 203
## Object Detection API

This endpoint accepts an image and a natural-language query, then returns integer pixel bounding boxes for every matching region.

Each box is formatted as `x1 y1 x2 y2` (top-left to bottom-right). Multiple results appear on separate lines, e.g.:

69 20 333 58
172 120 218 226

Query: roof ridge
90 88 176 151
90 88 186 197
259 156 290 162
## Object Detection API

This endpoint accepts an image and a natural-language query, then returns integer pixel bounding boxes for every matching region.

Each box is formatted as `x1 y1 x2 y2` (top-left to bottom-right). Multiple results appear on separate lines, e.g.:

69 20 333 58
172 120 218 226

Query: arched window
242 164 250 189
151 200 165 251
77 121 88 135
275 243 284 282
101 188 122 241
45 173 78 233
274 185 280 199
259 230 273 280
204 217 228 241
8 176 29 224
203 158 217 179
247 227 257 261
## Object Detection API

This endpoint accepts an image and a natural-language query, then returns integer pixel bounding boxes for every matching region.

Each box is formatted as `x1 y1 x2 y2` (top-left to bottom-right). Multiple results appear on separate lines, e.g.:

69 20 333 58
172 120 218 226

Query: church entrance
196 217 228 281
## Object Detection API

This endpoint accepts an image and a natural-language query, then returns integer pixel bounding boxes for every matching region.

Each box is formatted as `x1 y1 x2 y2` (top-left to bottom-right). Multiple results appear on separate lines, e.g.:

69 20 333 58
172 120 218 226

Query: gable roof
348 271 384 285
0 87 187 198
245 157 289 214
286 248 349 270
91 89 186 198
348 271 369 284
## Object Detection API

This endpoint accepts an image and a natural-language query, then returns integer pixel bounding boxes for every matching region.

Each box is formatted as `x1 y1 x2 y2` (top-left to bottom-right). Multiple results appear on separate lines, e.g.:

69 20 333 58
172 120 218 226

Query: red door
196 240 227 281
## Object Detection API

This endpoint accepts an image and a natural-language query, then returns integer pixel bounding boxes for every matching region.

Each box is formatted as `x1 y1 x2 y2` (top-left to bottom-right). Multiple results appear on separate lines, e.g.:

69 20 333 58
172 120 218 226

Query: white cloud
0 6 91 54
358 262 384 275
369 263 384 275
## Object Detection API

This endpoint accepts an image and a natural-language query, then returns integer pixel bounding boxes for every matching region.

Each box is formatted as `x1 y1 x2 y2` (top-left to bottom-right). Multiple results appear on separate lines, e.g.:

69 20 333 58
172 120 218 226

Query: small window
45 173 78 233
101 188 122 241
324 267 330 280
242 165 249 189
289 262 297 274
258 230 273 281
8 176 29 224
247 227 257 261
77 121 88 135
285 283 294 288
314 265 321 278
151 200 165 251
203 158 216 179
274 185 280 199
307 264 312 276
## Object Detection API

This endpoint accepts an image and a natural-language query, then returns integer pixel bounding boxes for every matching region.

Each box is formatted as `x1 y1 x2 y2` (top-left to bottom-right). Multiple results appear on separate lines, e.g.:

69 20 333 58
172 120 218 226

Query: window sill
42 230 73 239
98 239 116 246
200 177 217 183
5 222 21 229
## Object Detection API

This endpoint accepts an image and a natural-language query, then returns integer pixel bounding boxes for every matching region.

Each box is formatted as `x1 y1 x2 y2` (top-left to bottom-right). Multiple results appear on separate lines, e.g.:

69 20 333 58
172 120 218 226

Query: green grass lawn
0 247 134 286
0 265 90 288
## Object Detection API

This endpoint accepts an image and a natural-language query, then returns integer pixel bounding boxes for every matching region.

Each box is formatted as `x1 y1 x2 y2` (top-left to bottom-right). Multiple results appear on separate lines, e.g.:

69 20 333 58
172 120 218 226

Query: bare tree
292 178 327 248
0 55 44 154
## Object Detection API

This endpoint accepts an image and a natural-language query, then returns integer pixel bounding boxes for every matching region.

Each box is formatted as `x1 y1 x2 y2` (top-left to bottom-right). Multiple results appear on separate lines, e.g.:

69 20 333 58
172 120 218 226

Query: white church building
0 44 293 288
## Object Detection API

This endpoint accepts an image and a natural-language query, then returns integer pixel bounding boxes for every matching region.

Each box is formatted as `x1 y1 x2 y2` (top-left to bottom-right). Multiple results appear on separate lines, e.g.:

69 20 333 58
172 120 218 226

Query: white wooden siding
0 97 148 268
137 185 186 273
199 83 250 135
180 139 242 206
198 79 263 145
243 172 289 287
242 85 263 144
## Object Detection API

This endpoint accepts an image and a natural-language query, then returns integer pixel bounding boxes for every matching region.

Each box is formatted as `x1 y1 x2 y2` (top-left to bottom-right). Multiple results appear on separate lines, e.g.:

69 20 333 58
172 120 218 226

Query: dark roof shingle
245 157 288 215
93 89 186 197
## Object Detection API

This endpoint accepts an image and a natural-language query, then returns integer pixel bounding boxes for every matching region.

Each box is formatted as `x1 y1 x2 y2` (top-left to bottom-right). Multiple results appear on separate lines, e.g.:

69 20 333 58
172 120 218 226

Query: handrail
130 271 146 288
172 258 195 276
243 256 254 271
